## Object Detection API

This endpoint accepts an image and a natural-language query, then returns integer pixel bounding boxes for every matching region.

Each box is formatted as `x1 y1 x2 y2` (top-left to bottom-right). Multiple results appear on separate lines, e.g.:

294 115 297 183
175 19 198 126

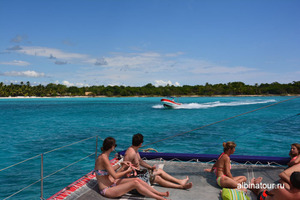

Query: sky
0 0 299 87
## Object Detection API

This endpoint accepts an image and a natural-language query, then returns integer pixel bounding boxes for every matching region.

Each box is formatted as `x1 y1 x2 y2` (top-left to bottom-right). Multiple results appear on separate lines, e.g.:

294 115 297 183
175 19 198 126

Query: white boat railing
0 135 99 200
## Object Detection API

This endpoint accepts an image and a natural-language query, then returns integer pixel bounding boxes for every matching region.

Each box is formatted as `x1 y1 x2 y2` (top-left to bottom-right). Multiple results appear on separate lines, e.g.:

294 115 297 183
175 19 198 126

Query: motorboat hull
161 98 181 108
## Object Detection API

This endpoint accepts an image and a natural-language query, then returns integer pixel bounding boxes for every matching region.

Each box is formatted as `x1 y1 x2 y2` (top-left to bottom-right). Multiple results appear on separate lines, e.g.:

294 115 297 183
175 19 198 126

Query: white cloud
165 52 185 57
12 46 88 61
191 65 256 74
154 80 181 86
179 58 257 74
174 82 180 86
62 80 73 86
54 61 68 65
11 35 27 43
49 54 56 59
76 51 262 86
94 58 108 66
61 80 89 87
0 60 30 66
104 52 178 73
2 70 45 77
6 45 22 50
5 45 184 74
4 44 269 85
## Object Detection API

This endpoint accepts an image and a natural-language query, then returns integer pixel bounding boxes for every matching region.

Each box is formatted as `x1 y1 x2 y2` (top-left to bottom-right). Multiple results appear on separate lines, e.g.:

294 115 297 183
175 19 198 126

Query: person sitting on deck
204 141 247 189
124 133 193 189
279 143 300 188
95 137 170 200
249 172 300 200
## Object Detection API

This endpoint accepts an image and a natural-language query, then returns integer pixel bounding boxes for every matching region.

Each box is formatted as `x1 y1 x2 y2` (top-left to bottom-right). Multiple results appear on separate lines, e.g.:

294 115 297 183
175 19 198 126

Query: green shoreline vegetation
0 81 300 97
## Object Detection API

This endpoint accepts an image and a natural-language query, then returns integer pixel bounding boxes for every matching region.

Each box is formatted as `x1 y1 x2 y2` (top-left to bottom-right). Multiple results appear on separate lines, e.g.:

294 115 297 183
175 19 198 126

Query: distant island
0 81 299 97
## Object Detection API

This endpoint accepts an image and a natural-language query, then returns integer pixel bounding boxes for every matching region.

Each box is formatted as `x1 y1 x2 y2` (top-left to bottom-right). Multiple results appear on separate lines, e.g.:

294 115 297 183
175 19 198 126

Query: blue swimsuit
94 169 117 196
93 169 109 176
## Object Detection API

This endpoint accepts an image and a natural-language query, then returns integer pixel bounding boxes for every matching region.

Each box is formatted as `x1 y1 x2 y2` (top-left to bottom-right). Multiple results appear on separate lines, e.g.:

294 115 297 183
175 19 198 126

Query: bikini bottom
100 182 117 196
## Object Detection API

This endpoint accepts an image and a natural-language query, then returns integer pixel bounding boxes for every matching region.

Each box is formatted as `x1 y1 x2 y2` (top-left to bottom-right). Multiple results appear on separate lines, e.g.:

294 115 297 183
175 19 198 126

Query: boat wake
152 99 276 109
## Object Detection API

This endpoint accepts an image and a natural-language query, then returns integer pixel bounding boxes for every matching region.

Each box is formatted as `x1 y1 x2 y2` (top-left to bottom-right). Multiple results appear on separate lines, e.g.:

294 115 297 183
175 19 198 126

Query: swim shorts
257 190 269 200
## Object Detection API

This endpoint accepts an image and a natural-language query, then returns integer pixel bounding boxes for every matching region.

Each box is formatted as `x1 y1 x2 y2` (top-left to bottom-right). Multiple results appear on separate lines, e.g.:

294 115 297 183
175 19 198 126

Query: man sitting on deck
124 133 193 189
249 171 300 200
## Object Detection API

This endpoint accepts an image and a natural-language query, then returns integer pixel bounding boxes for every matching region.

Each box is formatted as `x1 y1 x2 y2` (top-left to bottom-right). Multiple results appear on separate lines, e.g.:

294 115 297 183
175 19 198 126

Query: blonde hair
223 141 236 152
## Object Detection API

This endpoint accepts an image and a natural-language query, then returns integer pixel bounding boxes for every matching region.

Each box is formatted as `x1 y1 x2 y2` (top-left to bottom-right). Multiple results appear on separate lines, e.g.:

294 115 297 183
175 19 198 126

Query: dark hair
132 133 144 146
101 137 116 152
290 171 300 190
289 143 300 157
223 141 236 152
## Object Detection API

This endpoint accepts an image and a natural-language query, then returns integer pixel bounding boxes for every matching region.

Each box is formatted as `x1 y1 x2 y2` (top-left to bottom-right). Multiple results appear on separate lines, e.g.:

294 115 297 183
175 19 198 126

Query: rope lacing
141 157 285 167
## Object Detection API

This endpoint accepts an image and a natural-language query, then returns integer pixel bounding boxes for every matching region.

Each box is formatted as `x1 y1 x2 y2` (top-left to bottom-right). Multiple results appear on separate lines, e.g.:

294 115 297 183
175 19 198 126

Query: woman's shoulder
294 155 300 162
221 154 230 161
291 155 300 162
97 153 109 163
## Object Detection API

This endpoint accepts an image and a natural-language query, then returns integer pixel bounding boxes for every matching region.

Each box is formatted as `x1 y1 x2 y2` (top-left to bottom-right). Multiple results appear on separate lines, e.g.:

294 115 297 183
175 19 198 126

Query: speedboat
161 98 182 108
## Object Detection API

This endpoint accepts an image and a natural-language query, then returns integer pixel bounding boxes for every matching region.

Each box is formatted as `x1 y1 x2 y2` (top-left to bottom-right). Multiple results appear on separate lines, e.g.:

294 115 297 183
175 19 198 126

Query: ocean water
0 96 299 199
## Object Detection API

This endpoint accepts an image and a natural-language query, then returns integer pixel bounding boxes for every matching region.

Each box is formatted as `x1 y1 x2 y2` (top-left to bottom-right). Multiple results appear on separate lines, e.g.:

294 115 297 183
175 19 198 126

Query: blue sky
0 0 299 87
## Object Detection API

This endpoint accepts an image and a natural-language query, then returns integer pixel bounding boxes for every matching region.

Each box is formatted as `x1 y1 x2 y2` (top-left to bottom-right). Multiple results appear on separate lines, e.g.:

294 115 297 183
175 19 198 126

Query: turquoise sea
0 96 299 199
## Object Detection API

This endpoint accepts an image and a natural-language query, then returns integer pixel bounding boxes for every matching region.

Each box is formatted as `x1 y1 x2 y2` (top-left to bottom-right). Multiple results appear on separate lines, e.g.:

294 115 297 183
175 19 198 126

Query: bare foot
179 176 189 185
165 191 169 197
249 177 263 190
183 182 193 189
250 177 263 185
204 168 211 172
158 191 169 197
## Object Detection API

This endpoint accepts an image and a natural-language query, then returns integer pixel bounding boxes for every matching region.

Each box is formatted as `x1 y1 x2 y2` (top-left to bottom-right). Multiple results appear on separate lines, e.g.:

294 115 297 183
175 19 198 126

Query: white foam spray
152 99 276 109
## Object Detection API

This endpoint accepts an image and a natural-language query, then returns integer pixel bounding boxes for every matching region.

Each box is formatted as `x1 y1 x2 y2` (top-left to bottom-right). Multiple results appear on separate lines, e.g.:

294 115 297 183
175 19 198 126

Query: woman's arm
224 156 233 178
116 161 131 172
204 162 217 172
103 155 131 179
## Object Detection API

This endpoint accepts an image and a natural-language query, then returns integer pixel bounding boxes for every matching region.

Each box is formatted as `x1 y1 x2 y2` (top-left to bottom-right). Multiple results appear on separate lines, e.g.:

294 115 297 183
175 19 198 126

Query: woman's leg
154 175 193 189
154 169 189 185
105 179 168 200
220 176 246 191
117 178 169 197
232 175 247 184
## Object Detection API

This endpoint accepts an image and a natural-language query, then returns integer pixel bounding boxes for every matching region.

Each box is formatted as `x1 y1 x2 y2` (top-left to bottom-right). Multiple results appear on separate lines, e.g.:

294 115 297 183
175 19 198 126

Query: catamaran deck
60 160 284 200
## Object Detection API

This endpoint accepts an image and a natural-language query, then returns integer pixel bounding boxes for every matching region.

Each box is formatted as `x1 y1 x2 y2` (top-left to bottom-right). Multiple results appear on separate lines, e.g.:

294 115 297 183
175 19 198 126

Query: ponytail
101 137 116 152
223 141 236 152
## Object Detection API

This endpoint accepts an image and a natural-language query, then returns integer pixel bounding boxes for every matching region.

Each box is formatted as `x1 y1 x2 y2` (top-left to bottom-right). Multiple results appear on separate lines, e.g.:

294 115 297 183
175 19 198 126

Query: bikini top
213 153 231 176
291 156 298 162
93 169 109 176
